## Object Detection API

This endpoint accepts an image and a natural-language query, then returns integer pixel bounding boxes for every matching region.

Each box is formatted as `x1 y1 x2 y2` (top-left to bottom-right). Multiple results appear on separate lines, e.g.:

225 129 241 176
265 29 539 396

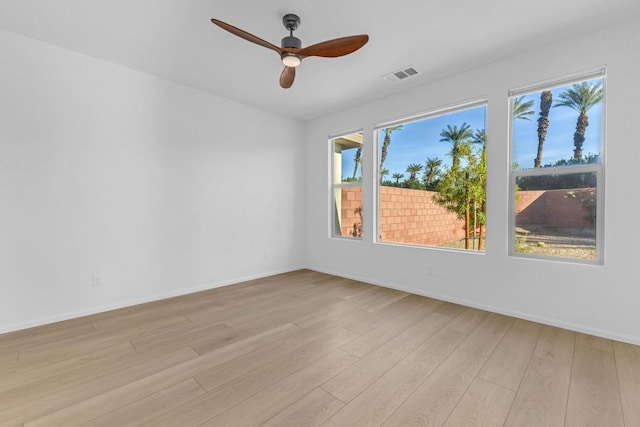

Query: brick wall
338 186 596 245
339 186 364 237
515 188 596 229
340 186 466 245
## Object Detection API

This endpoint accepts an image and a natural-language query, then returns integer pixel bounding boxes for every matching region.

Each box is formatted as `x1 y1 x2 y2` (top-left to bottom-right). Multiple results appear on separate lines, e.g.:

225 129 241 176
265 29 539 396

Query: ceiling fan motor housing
281 35 302 49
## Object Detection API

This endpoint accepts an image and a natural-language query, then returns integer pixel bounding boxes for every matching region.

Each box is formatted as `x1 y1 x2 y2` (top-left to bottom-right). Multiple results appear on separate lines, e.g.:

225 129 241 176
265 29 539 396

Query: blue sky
378 106 486 179
512 78 603 169
340 78 603 180
339 105 487 180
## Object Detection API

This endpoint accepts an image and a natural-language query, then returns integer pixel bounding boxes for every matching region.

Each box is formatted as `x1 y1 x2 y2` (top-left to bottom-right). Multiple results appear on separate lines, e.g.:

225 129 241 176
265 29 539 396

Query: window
509 71 605 263
331 132 363 239
375 101 487 251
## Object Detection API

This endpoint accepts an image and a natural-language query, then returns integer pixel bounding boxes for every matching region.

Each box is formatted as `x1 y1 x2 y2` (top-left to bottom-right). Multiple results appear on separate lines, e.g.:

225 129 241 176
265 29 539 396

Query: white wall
305 18 640 345
0 30 305 333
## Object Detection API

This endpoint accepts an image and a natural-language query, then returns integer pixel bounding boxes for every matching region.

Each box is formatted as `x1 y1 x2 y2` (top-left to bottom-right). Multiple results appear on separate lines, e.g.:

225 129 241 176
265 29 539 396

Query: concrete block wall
341 186 465 245
515 188 596 229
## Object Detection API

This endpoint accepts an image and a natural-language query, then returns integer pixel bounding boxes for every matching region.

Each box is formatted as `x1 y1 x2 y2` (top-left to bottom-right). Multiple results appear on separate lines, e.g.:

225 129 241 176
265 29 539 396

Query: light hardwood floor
1 270 639 426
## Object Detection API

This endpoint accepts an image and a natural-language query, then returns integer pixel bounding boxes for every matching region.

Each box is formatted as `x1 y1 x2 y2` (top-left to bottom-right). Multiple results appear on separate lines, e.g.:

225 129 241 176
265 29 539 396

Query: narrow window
509 71 605 263
331 132 364 239
376 101 487 251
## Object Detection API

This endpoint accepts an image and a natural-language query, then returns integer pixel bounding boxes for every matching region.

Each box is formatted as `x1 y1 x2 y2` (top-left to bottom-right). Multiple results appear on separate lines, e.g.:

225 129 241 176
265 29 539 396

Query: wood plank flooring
1 269 638 426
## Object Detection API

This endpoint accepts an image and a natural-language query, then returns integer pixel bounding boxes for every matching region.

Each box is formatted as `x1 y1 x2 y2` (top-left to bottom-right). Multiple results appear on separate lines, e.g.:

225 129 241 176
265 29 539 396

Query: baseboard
0 265 305 335
307 265 640 347
6 264 638 347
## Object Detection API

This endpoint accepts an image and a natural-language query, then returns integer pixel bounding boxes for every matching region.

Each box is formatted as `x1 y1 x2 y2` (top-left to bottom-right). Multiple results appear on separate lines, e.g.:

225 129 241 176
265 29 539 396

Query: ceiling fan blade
211 18 282 54
299 35 369 58
280 66 296 89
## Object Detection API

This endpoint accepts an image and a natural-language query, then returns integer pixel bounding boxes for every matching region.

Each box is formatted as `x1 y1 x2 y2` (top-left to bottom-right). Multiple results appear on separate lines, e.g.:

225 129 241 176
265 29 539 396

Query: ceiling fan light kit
281 53 302 68
211 13 368 88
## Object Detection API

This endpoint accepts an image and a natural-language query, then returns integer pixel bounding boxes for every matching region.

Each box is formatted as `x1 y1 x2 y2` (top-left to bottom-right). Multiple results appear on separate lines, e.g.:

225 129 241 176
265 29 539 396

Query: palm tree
380 168 389 183
554 81 603 161
472 129 486 156
405 163 423 190
423 157 442 189
392 172 404 184
379 125 403 176
406 163 423 181
535 90 552 167
440 123 473 171
351 147 362 179
513 96 535 121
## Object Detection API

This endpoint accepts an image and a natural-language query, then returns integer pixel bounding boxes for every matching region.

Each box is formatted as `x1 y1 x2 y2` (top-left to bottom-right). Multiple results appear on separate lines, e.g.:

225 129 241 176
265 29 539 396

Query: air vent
382 66 419 83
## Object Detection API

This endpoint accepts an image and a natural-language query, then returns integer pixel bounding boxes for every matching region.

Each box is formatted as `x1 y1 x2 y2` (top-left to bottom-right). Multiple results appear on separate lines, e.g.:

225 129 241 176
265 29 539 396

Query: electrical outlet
92 275 101 287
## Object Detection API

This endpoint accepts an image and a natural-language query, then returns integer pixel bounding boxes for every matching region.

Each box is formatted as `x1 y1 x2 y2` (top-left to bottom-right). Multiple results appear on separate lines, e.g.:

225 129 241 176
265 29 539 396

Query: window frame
373 98 488 251
508 69 606 264
329 131 364 240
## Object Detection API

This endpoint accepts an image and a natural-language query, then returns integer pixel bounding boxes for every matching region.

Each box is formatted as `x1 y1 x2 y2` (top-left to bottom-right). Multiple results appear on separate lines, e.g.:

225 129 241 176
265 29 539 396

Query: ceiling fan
211 14 369 89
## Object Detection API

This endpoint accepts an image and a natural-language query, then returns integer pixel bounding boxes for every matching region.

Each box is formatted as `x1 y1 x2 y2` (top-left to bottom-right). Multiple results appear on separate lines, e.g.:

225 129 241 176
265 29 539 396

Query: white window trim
374 97 488 130
329 131 364 240
508 70 606 265
373 99 488 250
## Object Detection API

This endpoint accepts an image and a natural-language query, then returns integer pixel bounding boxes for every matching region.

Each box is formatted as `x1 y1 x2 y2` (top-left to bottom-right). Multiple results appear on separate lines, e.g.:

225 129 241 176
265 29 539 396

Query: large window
375 101 487 251
509 71 605 263
331 132 363 239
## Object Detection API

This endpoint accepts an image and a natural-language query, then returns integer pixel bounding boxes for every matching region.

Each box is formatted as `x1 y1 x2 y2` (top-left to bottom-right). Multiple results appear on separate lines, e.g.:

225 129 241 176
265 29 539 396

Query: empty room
1 0 640 425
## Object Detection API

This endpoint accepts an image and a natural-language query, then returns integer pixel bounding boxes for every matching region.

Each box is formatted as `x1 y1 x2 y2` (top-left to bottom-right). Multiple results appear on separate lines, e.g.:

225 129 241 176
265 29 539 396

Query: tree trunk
452 154 460 172
465 199 470 250
380 131 391 175
478 224 484 251
535 90 552 168
352 147 362 179
464 171 470 250
573 111 589 160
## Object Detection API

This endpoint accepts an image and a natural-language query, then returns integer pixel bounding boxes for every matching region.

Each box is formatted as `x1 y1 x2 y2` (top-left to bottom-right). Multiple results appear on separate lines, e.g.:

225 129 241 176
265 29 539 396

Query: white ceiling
1 0 638 121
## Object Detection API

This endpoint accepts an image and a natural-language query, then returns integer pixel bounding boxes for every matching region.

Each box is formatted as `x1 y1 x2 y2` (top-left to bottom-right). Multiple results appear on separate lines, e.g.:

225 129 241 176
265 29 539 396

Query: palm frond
513 97 535 121
554 81 603 113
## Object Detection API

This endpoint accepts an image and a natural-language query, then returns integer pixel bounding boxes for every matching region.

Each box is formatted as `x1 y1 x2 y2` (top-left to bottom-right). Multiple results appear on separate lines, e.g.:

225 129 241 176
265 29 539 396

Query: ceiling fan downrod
281 14 302 49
